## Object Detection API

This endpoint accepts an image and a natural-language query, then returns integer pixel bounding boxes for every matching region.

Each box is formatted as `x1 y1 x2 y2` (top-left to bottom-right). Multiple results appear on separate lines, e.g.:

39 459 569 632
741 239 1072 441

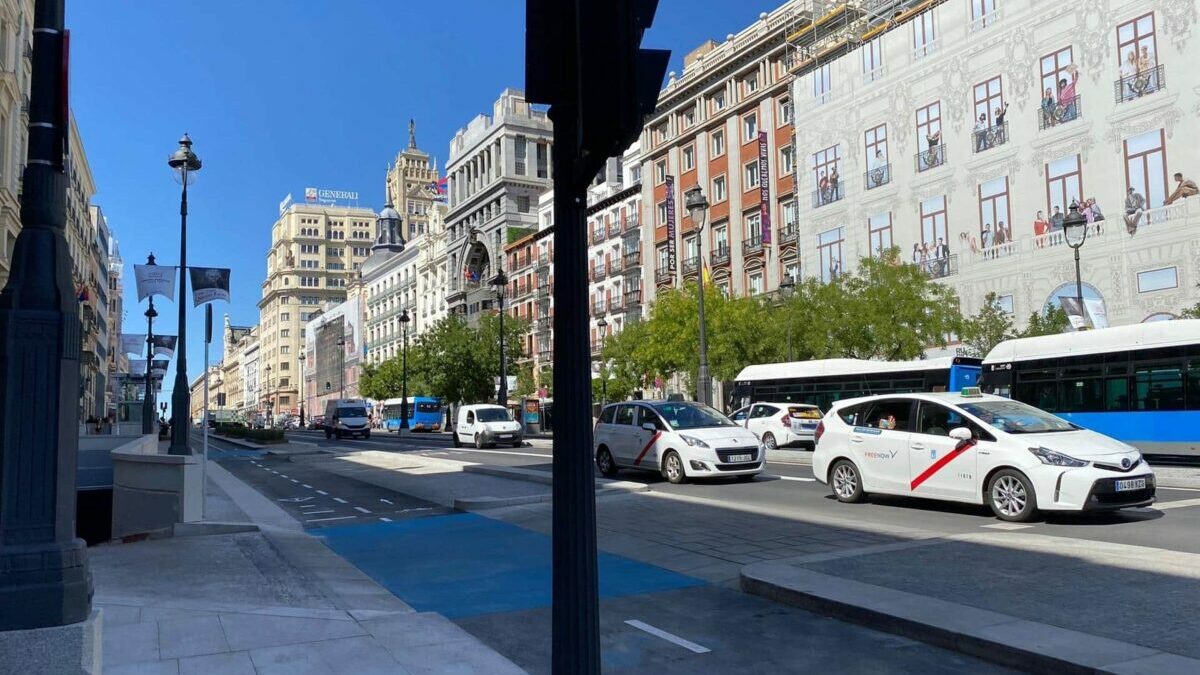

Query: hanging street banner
190 267 232 306
1084 298 1110 330
1060 297 1088 330
130 359 147 376
665 175 677 273
151 359 170 376
134 264 176 302
757 132 772 245
151 335 177 358
121 333 145 355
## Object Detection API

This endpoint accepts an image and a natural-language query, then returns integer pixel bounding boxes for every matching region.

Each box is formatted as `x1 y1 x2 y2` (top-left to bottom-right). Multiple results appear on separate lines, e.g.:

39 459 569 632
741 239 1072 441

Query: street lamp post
778 275 796 361
168 133 201 455
492 271 509 408
264 363 273 427
298 352 306 428
1062 204 1089 331
683 186 712 407
595 317 608 405
399 309 410 429
142 254 159 434
336 337 346 397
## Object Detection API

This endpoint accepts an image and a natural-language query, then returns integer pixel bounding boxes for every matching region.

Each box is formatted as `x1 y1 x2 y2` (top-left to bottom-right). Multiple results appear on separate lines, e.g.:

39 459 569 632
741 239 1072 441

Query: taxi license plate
497 434 512 439
1115 478 1146 492
727 454 753 463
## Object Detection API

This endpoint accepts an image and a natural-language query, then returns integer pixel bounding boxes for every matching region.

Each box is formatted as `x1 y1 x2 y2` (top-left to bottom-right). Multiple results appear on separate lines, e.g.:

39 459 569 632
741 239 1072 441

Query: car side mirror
641 422 657 432
949 427 972 441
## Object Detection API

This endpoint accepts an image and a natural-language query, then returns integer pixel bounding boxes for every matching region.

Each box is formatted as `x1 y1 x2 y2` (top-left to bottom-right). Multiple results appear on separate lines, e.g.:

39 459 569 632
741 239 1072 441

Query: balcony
537 347 553 360
779 225 799 245
742 237 765 257
511 255 534 272
970 240 1020 262
624 214 641 233
710 245 731 267
536 318 553 335
536 253 551 270
609 296 622 312
624 289 642 308
968 8 1001 33
608 220 621 238
1039 95 1082 131
655 266 673 285
622 249 641 269
591 264 607 282
591 228 606 245
918 254 958 279
915 145 947 173
812 183 845 208
537 283 552 299
592 300 606 315
912 39 939 62
972 122 1009 153
609 256 623 274
864 163 892 190
682 256 701 276
1114 64 1165 104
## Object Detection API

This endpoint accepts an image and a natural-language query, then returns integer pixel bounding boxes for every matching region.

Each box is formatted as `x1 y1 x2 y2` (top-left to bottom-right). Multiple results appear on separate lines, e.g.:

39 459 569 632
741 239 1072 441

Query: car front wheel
475 434 486 450
596 447 618 478
829 459 866 503
987 469 1038 522
662 451 687 484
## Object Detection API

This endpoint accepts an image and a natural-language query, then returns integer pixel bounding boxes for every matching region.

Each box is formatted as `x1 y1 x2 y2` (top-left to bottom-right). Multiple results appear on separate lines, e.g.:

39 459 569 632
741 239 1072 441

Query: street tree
1019 304 1070 337
959 292 1014 357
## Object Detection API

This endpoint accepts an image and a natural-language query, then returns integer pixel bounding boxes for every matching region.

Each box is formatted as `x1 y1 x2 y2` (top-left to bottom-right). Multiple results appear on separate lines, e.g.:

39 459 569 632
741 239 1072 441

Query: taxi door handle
911 443 925 450
850 435 864 443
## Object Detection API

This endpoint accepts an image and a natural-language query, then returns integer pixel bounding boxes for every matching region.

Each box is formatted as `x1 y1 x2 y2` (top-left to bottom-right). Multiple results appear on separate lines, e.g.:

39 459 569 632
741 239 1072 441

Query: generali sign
304 187 359 203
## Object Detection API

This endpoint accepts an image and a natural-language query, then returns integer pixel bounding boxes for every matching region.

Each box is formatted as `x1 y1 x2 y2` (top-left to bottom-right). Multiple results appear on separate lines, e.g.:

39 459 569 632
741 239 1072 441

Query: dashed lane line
290 479 299 483
316 490 328 495
624 620 711 654
981 522 1035 530
302 484 313 489
380 498 394 505
306 515 357 523
771 475 816 482
354 506 372 514
302 510 335 515
333 497 348 504
379 517 393 522
1152 497 1200 510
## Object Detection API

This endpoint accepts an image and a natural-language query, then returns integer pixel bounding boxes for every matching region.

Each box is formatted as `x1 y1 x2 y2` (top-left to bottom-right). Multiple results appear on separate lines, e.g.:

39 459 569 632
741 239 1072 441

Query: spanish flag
701 262 712 287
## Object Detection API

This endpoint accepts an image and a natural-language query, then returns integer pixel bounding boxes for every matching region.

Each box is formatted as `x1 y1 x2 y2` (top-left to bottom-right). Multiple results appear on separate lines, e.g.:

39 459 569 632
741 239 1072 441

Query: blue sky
70 0 767 410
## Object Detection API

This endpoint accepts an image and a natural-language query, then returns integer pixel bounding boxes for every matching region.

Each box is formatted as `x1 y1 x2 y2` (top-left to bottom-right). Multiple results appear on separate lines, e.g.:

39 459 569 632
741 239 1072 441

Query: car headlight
1028 446 1089 468
680 435 710 448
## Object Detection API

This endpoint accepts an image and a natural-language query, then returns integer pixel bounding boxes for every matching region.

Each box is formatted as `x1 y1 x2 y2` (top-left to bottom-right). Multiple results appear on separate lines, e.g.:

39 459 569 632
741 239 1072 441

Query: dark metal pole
549 102 601 673
1074 246 1083 327
696 280 711 407
498 289 507 407
142 292 157 435
168 165 191 454
0 0 93 630
400 320 409 430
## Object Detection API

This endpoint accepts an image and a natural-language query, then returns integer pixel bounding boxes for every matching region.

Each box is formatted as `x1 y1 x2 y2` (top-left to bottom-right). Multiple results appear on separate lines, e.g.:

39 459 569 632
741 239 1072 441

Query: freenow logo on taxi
864 450 898 460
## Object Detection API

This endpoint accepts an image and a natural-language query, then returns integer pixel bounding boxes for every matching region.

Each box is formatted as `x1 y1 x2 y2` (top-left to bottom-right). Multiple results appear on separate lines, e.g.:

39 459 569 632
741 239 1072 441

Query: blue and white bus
730 356 981 413
981 320 1200 459
381 397 445 432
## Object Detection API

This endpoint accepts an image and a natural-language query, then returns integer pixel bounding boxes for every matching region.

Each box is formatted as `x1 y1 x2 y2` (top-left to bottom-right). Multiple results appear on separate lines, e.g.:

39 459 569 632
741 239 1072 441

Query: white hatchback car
594 400 764 484
730 402 823 449
812 390 1156 521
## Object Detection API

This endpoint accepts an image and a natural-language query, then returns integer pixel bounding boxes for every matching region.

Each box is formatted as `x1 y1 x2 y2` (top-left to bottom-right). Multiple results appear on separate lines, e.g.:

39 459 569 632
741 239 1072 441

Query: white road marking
333 497 348 504
303 510 334 515
624 620 711 654
280 475 289 479
277 497 313 503
769 474 816 482
290 479 299 484
1152 497 1200 510
354 506 371 514
316 490 328 495
981 522 1034 530
440 448 551 459
397 507 436 514
300 503 322 509
306 515 356 523
379 517 393 522
768 460 813 467
1159 485 1200 493
302 484 313 489
380 498 394 505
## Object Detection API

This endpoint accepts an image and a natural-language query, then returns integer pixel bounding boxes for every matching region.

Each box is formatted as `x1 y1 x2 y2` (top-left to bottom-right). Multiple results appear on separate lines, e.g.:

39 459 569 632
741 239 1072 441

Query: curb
211 434 267 450
172 521 260 538
463 463 649 494
740 562 1200 675
453 486 639 511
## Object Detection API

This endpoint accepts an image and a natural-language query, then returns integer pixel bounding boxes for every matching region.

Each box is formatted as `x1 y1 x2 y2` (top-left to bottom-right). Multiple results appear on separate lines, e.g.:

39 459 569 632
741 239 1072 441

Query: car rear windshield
337 407 367 418
958 400 1077 434
788 406 821 419
651 402 735 430
475 408 510 423
416 402 440 413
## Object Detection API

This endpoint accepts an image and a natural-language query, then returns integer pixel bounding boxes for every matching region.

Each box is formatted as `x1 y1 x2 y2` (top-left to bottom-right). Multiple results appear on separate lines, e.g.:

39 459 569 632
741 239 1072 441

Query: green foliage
1019 304 1070 337
514 363 537 399
401 313 531 406
959 292 1015 358
1179 302 1200 319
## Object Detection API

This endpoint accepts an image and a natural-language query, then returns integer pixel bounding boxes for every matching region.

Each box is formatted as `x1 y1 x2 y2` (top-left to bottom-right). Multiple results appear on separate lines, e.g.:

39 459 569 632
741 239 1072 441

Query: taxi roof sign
960 386 983 397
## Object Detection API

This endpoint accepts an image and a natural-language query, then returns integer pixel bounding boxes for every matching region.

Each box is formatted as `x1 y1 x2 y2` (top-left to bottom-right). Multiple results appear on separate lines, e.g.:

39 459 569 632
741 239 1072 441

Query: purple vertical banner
758 132 772 244
665 175 677 273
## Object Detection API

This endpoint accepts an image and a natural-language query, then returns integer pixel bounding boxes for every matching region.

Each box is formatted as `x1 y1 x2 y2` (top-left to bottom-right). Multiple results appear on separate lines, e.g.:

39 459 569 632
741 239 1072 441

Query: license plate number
727 454 753 463
1115 478 1146 492
497 434 512 439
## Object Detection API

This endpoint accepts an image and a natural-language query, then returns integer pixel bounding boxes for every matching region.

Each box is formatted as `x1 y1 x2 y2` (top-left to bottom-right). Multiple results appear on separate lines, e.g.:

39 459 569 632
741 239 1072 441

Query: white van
324 398 371 439
453 404 523 448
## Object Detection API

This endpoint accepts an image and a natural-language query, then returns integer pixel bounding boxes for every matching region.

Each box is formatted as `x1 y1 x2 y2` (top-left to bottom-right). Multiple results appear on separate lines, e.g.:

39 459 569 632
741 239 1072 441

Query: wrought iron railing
812 183 844 208
711 245 731 266
742 237 764 256
1038 95 1082 130
918 254 958 279
864 163 891 190
972 121 1009 153
915 144 947 172
1114 64 1165 104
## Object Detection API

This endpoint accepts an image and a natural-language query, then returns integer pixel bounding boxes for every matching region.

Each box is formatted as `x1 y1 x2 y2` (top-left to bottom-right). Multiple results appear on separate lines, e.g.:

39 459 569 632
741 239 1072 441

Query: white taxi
730 402 823 449
812 389 1156 521
594 400 764 484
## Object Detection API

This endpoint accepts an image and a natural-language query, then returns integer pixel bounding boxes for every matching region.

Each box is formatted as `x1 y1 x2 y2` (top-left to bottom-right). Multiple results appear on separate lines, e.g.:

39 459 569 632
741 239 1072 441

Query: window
1137 266 1177 293
683 105 696 129
745 212 761 244
1116 13 1160 101
280 329 290 338
970 0 998 32
280 312 290 322
978 177 1011 248
657 201 668 226
864 124 889 188
655 159 667 185
744 161 759 189
711 89 727 112
713 223 728 254
996 294 1014 314
1046 155 1083 217
868 212 893 257
862 38 883 82
614 405 636 425
810 144 841 198
913 9 936 58
743 113 758 141
743 71 759 95
682 145 695 171
516 195 531 213
915 102 944 171
300 259 319 269
813 64 832 103
1040 47 1078 127
783 261 799 283
711 129 725 157
972 76 1005 128
864 399 914 431
656 245 669 271
712 175 727 202
778 97 793 125
920 195 947 247
780 145 795 175
748 271 764 295
1124 129 1167 212
1134 363 1185 411
817 227 844 282
684 234 699 260
781 200 798 234
281 345 291 354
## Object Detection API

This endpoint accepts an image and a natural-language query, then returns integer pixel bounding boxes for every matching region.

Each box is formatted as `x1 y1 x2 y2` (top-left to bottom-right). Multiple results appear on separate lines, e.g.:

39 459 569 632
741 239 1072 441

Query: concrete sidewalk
90 458 525 674
741 531 1200 674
